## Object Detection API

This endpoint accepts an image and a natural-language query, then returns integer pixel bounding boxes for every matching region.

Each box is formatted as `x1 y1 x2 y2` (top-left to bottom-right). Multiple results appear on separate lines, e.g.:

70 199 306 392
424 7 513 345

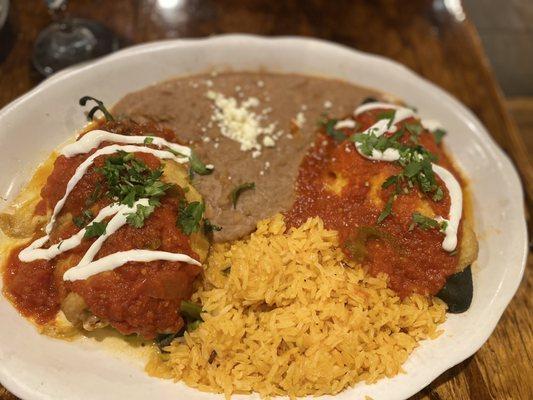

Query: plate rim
0 34 528 400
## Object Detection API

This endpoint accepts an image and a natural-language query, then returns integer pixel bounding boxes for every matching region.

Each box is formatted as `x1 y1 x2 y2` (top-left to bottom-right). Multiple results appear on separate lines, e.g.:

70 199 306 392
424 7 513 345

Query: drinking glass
32 0 119 77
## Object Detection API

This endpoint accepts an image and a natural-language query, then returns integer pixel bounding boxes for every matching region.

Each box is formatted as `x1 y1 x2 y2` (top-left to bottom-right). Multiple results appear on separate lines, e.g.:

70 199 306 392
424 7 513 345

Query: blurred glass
0 0 8 30
32 0 118 77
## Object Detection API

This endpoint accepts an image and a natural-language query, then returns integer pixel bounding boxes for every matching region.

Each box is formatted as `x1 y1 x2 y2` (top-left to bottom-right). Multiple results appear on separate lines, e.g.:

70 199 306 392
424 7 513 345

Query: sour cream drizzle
64 250 200 281
352 103 462 252
19 202 124 262
63 199 200 281
62 130 192 158
19 130 202 280
334 119 357 130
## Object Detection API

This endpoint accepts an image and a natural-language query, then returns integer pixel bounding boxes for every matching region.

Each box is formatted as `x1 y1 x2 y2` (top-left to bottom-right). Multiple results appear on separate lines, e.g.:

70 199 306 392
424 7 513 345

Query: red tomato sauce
3 120 200 338
4 248 59 324
285 110 462 297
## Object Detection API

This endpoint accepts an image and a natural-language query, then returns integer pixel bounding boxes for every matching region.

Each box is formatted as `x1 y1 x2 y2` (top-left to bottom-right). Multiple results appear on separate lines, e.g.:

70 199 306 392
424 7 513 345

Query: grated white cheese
263 136 275 147
295 112 306 128
324 100 333 109
206 90 279 156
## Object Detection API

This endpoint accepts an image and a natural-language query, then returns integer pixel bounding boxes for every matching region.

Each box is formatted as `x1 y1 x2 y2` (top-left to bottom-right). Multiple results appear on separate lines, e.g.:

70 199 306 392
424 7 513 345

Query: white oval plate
0 35 527 400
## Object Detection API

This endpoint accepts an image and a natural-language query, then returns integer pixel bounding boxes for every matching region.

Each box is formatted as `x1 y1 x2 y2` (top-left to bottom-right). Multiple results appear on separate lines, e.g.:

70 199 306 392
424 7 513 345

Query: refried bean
113 72 380 242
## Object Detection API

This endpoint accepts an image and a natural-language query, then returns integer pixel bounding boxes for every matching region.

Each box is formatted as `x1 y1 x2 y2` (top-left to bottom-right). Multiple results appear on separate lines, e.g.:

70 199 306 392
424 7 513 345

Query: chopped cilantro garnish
403 161 421 178
95 151 172 207
144 136 154 144
409 212 447 232
351 127 404 158
88 151 176 231
351 132 375 156
85 182 104 207
382 175 399 189
324 119 346 142
84 221 107 238
377 195 395 224
352 125 444 223
433 187 445 202
73 209 94 228
405 122 422 144
126 200 159 228
188 150 213 180
377 109 396 128
433 128 446 144
348 111 447 225
177 199 205 235
230 182 255 209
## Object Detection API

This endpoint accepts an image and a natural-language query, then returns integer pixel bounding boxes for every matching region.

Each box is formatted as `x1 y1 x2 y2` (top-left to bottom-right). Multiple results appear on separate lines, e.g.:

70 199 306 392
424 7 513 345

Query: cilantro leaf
144 136 154 144
126 202 157 228
433 187 445 202
85 182 104 207
189 151 213 180
177 200 205 235
96 151 172 207
351 132 377 156
377 196 394 224
230 182 255 209
377 110 396 128
405 122 422 144
349 112 446 224
382 175 399 189
84 221 107 238
433 129 446 144
324 119 346 142
403 160 423 178
408 212 444 231
73 209 94 228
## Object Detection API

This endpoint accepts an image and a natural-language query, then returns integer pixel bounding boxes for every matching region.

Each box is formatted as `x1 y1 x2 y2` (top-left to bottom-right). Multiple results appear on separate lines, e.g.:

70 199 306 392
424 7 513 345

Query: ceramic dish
0 35 527 400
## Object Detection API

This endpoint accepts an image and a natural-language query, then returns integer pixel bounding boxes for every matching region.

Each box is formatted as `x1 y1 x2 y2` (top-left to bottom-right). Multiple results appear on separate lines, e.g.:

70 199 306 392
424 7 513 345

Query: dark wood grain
0 1 531 399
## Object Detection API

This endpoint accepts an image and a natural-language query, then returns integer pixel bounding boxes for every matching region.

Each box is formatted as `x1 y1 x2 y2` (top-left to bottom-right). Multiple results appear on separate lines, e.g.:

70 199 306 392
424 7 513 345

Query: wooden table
0 1 531 399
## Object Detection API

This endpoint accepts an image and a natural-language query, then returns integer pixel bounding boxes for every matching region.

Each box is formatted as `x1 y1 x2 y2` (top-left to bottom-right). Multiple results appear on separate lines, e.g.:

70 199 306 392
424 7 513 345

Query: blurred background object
0 0 8 30
464 0 533 96
462 1 533 190
32 0 118 76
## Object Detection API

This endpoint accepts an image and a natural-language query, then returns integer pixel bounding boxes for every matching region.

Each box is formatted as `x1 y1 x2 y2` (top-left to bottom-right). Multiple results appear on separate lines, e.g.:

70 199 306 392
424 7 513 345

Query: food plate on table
0 35 527 400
